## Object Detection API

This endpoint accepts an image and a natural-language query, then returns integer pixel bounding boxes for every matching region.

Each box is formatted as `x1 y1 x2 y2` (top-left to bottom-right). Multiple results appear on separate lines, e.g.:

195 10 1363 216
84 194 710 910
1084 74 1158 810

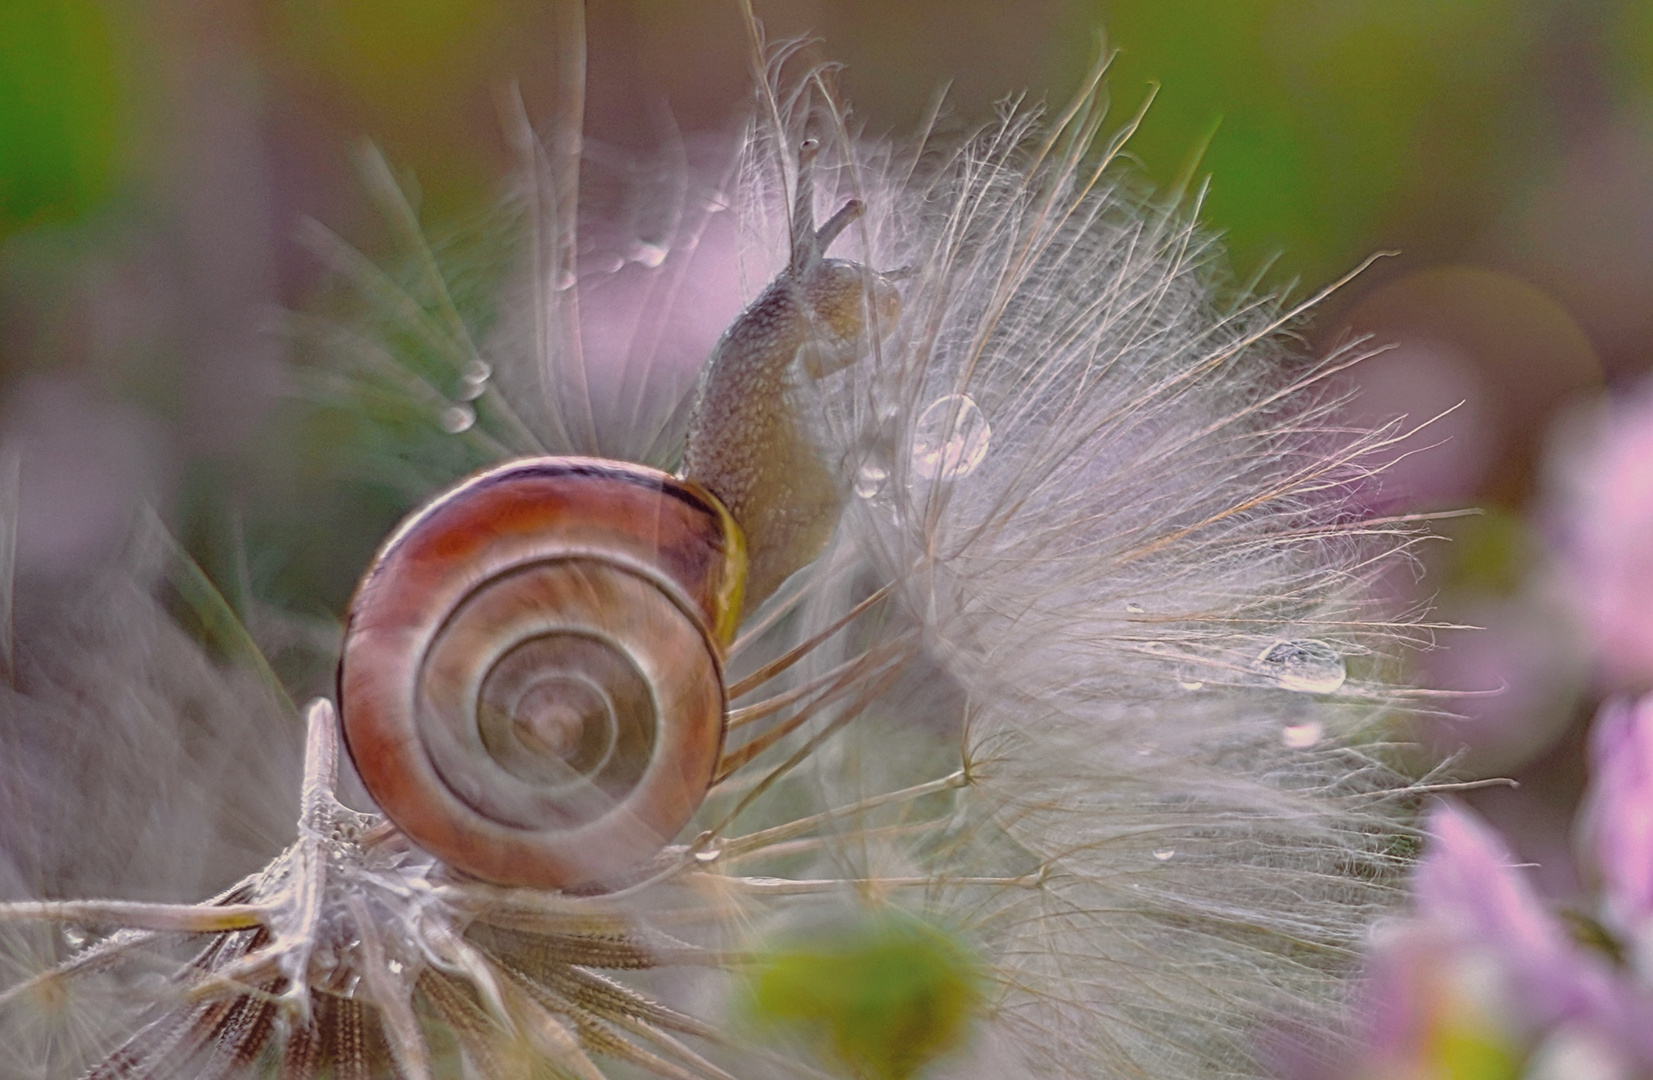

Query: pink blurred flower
1410 804 1616 1034
1579 695 1653 964
1303 694 1653 1077
1549 381 1653 690
1418 590 1587 778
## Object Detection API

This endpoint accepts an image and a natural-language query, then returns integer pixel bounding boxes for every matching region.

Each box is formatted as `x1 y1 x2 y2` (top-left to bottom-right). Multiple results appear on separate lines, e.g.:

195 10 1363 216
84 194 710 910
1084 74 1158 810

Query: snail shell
338 458 745 889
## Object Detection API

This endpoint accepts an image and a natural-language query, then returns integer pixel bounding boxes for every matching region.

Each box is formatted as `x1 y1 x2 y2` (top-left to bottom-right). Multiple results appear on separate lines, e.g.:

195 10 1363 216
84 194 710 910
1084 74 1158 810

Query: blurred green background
4 0 1652 900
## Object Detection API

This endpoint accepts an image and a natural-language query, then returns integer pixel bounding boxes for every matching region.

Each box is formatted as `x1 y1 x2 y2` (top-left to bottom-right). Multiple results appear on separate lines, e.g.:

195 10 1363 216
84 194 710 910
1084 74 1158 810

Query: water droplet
1282 721 1324 749
630 241 669 268
1176 678 1205 692
440 404 476 434
1124 602 1145 614
1257 639 1346 694
1152 849 1176 862
62 927 86 948
387 958 404 975
694 842 723 864
854 463 889 499
458 359 492 400
911 394 991 481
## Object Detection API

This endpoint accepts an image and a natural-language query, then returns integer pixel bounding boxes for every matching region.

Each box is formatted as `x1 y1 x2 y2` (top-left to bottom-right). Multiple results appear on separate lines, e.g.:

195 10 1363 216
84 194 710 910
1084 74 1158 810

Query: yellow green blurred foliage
263 0 578 223
741 911 984 1080
279 0 511 92
1608 0 1653 97
0 0 127 235
1084 0 1537 286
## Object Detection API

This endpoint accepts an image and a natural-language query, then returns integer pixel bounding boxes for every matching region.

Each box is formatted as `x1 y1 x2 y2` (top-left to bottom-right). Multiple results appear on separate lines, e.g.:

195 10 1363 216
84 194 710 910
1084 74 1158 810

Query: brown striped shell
338 457 745 889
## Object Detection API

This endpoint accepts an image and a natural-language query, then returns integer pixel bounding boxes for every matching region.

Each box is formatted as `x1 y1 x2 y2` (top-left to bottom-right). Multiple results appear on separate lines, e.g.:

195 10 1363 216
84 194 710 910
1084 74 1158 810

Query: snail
338 140 898 890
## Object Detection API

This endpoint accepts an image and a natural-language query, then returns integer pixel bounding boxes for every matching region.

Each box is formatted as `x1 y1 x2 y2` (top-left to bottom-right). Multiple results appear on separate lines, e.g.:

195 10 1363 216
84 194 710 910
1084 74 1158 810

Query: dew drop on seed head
387 958 404 975
855 463 889 499
459 359 491 400
62 927 86 948
912 394 991 481
1125 602 1146 614
1258 639 1346 693
1176 677 1205 691
1282 721 1324 748
693 832 724 863
440 404 476 434
630 241 669 268
1152 849 1176 862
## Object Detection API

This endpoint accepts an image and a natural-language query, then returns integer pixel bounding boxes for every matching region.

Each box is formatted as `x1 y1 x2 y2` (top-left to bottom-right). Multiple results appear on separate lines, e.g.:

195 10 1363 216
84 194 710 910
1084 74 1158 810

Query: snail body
339 146 896 890
683 140 900 614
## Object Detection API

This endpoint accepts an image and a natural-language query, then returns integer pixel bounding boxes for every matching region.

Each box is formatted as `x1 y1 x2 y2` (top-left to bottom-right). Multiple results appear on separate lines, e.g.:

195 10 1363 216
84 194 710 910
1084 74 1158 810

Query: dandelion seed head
683 40 1429 1078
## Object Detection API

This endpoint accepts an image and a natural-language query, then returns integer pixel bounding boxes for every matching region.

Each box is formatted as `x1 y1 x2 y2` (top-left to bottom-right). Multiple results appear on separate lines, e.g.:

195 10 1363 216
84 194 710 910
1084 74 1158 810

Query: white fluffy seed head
694 40 1431 1080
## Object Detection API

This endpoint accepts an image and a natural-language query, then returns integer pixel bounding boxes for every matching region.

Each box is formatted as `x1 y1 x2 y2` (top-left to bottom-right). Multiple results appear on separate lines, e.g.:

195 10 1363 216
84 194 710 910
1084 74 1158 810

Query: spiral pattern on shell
338 457 745 889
